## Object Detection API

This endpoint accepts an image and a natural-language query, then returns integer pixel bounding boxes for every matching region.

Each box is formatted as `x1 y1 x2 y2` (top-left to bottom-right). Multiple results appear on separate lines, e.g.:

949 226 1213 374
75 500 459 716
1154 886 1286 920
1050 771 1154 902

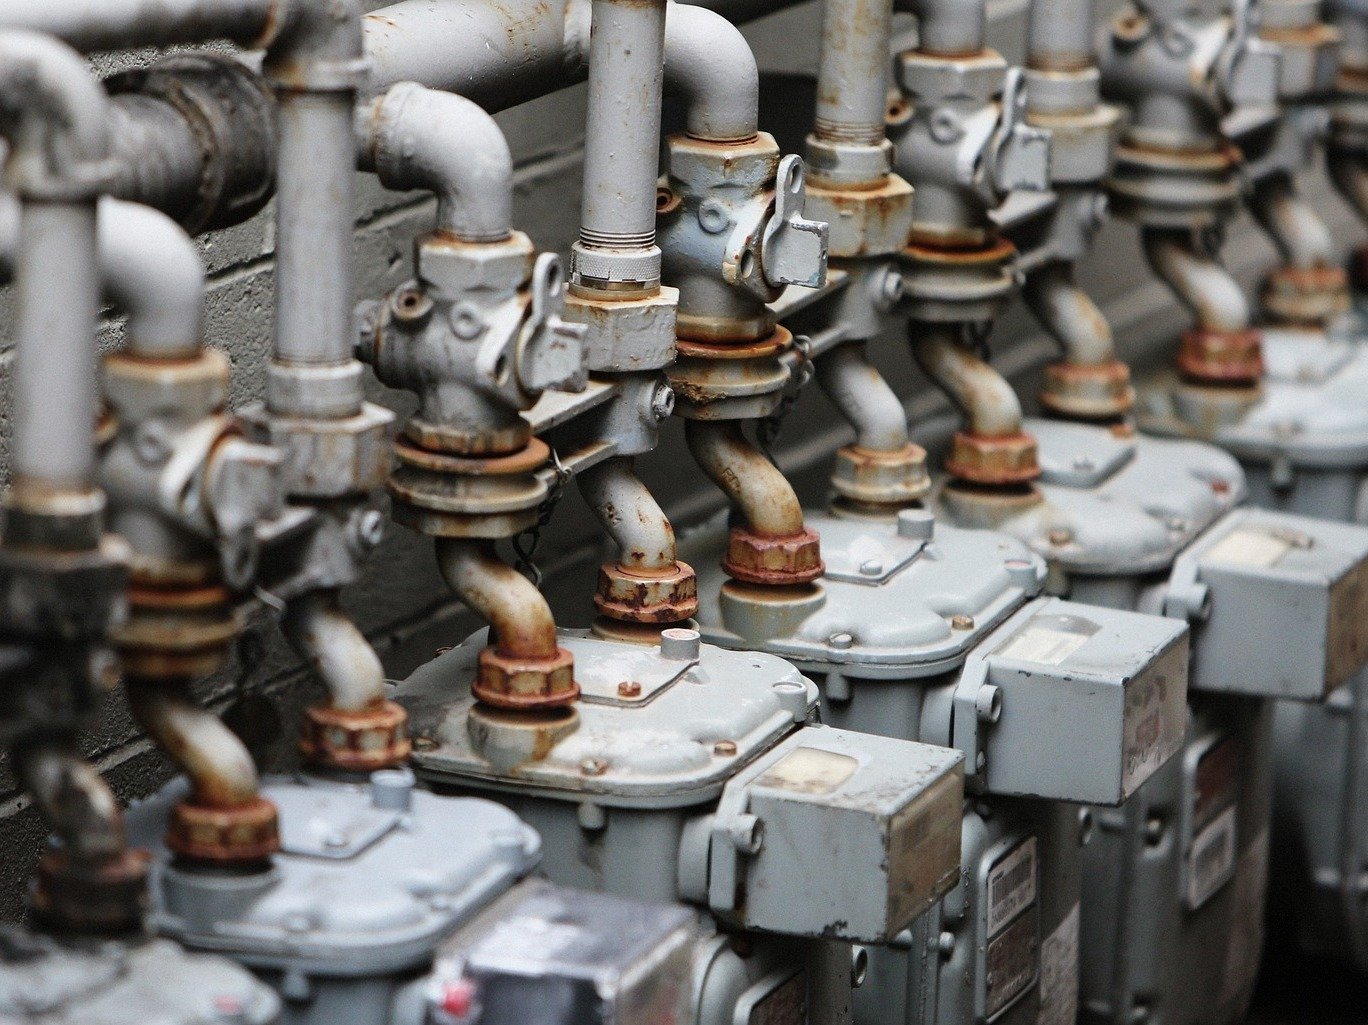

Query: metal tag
575 643 698 706
820 530 926 585
1184 736 1240 910
987 837 1038 937
995 614 1098 666
985 907 1039 1020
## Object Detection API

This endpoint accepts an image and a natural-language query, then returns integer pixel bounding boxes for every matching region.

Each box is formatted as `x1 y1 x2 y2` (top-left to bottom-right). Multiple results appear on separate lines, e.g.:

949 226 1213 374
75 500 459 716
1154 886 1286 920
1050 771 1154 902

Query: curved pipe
358 83 514 244
898 0 987 56
1248 174 1337 270
577 457 678 572
281 589 386 713
664 2 760 141
1141 227 1251 332
126 676 261 809
437 539 561 659
1021 260 1117 366
0 0 279 52
815 343 911 452
16 740 126 866
911 322 1025 437
99 198 205 359
1327 147 1368 226
685 420 807 536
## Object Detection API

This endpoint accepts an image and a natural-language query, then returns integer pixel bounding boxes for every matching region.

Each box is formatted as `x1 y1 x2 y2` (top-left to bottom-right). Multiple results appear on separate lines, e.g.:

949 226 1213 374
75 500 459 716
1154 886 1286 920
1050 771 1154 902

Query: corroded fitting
31 847 151 935
474 646 578 709
593 560 699 623
723 525 825 586
388 435 550 539
830 443 931 507
1261 264 1351 326
1107 143 1243 229
166 796 279 865
668 327 793 419
298 700 411 772
1176 328 1265 386
944 431 1041 486
900 237 1016 323
114 581 239 679
1040 360 1135 421
803 174 916 259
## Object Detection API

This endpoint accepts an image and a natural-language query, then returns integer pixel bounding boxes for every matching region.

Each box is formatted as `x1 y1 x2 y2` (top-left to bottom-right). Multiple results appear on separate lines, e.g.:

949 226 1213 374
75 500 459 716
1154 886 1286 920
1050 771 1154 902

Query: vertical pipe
814 0 893 147
1026 0 1096 71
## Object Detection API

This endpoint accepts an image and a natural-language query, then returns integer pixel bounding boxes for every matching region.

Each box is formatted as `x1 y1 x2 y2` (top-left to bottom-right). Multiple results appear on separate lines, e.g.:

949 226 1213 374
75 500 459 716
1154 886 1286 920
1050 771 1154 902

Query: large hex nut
1176 328 1264 386
944 431 1041 485
419 231 533 297
594 560 699 623
104 349 230 423
896 48 1008 104
1261 264 1350 326
723 525 824 586
564 286 680 372
1027 105 1123 186
473 645 579 709
665 133 780 196
831 443 931 507
299 699 411 771
804 175 916 258
1040 360 1136 420
243 402 394 499
167 796 280 865
31 847 151 935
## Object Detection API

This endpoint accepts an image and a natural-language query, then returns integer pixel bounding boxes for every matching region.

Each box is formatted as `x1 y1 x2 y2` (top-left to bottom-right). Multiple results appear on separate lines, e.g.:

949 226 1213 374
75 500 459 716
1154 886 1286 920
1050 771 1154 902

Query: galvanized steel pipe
685 420 808 537
1247 174 1338 270
436 539 562 660
98 199 205 360
16 741 126 867
1141 227 1252 331
815 343 912 452
898 0 987 56
1021 260 1117 366
664 2 761 141
577 457 679 571
911 322 1025 437
281 589 387 713
1027 0 1096 71
0 0 279 52
359 83 513 243
814 0 894 147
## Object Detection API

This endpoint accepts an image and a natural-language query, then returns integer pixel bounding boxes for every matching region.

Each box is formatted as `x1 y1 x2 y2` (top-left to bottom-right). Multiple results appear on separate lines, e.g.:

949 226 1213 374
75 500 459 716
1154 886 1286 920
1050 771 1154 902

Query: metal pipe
577 0 667 278
1328 147 1368 225
358 82 513 243
1021 260 1117 366
1247 173 1338 270
814 0 894 147
815 343 912 452
1141 226 1252 332
436 539 561 660
16 740 126 866
685 420 807 537
1026 0 1095 71
664 2 761 141
281 589 387 713
126 677 262 809
911 322 1025 437
577 457 678 571
898 0 987 56
0 0 278 51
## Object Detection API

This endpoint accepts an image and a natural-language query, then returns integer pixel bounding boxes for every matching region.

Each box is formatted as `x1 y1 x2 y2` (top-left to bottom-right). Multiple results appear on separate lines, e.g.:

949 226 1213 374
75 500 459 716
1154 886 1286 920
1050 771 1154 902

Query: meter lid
961 419 1245 576
0 930 278 1025
397 630 817 809
689 512 1044 678
131 776 539 974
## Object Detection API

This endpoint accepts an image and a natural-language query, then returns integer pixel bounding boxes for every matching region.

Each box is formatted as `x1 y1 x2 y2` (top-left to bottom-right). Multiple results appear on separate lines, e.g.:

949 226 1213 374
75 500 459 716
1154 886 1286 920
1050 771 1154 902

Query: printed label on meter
995 614 1099 666
1202 527 1293 568
987 837 1038 936
983 837 1040 1019
745 970 805 1025
1185 736 1239 910
1121 646 1185 797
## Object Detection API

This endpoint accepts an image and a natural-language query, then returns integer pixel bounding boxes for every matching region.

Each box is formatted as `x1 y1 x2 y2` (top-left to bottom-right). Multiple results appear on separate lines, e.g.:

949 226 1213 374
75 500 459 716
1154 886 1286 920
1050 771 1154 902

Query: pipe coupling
114 582 240 680
1175 328 1265 385
944 431 1041 486
1040 361 1136 421
723 525 824 586
668 328 794 420
830 443 932 508
31 847 151 935
388 436 551 540
166 795 280 865
1261 264 1350 325
298 700 411 772
594 560 699 624
474 646 579 710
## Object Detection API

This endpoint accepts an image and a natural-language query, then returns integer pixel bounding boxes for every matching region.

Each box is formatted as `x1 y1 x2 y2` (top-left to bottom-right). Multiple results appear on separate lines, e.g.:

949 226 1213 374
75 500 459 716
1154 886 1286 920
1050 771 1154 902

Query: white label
1187 805 1238 910
1203 528 1292 568
1218 830 1270 1008
1121 668 1175 797
755 747 858 795
1037 903 1080 1025
997 624 1090 666
987 837 1038 937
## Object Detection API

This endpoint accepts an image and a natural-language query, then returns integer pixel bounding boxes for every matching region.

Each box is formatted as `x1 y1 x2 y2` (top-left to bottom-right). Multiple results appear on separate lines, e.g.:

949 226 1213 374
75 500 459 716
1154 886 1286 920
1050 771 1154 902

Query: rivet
580 757 609 777
859 559 884 576
950 614 975 630
828 632 855 650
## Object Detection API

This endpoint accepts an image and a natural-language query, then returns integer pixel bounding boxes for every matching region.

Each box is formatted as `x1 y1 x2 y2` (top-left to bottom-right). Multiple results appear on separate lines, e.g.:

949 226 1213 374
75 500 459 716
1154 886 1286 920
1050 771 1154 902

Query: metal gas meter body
1138 328 1368 970
395 630 966 1025
935 415 1368 1024
685 511 1190 1025
127 772 542 1025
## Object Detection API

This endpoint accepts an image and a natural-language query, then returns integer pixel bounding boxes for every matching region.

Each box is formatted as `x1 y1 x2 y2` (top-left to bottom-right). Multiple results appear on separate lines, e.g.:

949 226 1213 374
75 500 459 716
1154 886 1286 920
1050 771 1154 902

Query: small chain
759 333 815 462
512 448 572 586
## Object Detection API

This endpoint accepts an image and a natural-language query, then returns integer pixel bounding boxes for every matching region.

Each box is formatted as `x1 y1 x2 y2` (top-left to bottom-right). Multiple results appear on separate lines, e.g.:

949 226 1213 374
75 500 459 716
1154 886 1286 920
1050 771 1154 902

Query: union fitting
474 647 579 710
944 432 1042 486
1261 265 1350 326
31 847 151 935
593 561 699 624
1176 328 1265 386
298 700 411 772
803 173 916 259
114 581 240 680
388 436 551 540
830 443 932 508
723 525 824 586
1040 361 1136 421
166 796 280 865
668 327 793 420
899 237 1017 323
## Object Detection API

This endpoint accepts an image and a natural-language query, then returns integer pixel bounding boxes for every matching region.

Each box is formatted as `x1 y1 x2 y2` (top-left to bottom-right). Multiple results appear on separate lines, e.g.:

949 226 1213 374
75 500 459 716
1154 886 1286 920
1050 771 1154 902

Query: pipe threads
813 116 886 147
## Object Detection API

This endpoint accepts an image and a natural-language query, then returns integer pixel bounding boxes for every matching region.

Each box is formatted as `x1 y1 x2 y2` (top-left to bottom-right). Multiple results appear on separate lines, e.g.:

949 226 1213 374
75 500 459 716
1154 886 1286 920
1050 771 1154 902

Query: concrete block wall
0 0 1360 920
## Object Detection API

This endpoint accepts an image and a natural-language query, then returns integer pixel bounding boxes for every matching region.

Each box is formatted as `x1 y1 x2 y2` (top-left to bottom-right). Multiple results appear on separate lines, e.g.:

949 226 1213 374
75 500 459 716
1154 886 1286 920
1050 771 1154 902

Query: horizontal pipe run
685 420 807 537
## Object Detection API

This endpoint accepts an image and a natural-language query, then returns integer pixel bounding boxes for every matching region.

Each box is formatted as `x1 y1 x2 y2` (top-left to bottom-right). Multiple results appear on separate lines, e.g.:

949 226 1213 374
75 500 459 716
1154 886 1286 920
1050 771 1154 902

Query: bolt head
828 631 855 650
1048 527 1073 546
950 614 975 630
713 739 738 756
617 680 642 698
580 756 609 776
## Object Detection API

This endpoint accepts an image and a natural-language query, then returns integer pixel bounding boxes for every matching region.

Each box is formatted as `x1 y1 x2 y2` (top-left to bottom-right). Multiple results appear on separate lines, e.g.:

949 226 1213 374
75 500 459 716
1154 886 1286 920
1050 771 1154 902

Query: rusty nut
298 699 412 771
1261 265 1350 327
1175 328 1264 387
473 645 580 709
830 443 931 506
563 286 680 373
664 132 779 199
594 560 699 624
944 431 1042 486
0 534 129 641
723 526 825 586
803 175 916 259
418 231 533 296
244 401 394 499
31 847 151 935
1039 360 1136 421
103 349 230 423
167 796 280 865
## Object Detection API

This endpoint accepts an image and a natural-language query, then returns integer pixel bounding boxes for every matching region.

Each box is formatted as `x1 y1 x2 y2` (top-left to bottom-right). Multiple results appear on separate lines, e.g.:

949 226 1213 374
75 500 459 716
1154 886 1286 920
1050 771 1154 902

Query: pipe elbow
577 457 678 570
1142 227 1250 331
897 0 987 55
1021 261 1116 366
282 589 386 713
685 420 806 537
0 30 111 196
360 83 514 243
912 323 1024 437
436 538 560 659
664 2 759 141
1249 176 1336 270
815 343 911 452
98 198 205 359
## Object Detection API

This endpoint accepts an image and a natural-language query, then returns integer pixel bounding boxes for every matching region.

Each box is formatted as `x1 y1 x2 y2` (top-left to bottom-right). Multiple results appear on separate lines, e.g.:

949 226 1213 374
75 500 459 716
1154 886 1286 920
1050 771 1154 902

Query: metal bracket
761 155 829 289
518 253 589 395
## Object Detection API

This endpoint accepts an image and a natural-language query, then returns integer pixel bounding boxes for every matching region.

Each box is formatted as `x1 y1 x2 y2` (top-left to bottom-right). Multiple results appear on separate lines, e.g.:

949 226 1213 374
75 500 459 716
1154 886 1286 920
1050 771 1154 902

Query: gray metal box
1166 507 1368 699
418 880 699 1025
952 597 1190 805
708 725 965 944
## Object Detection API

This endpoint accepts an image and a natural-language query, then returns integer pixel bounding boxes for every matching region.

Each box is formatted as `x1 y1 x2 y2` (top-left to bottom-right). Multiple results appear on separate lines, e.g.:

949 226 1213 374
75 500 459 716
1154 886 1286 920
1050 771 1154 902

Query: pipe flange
1039 361 1136 421
166 796 280 865
1261 264 1350 326
115 583 239 680
298 699 412 772
668 329 793 420
473 646 580 709
1176 328 1264 386
1107 143 1242 228
30 847 151 936
830 443 932 506
900 238 1016 323
388 436 549 539
465 702 580 771
938 479 1045 530
722 525 825 586
944 431 1042 485
593 560 700 624
564 286 680 374
0 532 129 642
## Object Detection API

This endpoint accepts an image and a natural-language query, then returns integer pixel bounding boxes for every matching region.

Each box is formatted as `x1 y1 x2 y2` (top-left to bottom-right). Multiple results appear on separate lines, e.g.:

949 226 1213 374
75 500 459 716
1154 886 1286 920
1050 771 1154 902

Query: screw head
617 680 642 698
828 632 855 650
580 756 609 777
1048 528 1073 546
713 739 738 756
950 614 975 630
413 735 438 752
859 559 884 576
